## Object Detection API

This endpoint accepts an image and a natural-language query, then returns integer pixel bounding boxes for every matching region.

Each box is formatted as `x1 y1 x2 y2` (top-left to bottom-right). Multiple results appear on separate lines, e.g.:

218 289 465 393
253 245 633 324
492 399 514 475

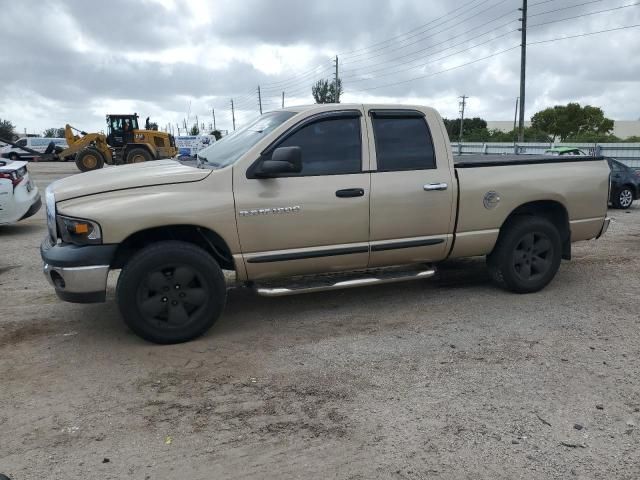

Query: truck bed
454 154 604 168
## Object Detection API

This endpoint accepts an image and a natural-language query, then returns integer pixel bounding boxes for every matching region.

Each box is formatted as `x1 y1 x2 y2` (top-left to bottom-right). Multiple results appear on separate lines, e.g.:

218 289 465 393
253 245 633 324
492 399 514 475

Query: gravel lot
1 162 639 479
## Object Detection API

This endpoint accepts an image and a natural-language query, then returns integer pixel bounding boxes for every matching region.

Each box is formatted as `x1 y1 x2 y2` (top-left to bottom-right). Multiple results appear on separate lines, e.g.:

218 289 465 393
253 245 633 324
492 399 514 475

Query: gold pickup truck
41 104 611 343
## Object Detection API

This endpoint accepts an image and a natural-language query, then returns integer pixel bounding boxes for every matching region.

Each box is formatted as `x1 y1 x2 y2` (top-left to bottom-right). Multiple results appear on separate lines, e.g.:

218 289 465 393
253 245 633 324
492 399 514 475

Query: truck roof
280 103 439 115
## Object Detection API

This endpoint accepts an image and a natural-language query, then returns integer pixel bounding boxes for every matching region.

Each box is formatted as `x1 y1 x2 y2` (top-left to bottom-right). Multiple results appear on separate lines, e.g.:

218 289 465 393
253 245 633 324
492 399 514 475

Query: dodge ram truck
41 104 611 344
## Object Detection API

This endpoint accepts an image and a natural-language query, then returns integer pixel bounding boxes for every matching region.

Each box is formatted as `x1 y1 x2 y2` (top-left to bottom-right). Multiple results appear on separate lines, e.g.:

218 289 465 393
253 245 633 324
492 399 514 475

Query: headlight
45 186 57 241
57 215 102 245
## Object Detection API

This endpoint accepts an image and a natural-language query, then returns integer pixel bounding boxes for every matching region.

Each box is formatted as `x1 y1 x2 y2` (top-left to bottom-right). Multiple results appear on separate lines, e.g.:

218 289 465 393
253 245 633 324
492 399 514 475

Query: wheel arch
111 225 235 271
125 143 157 160
498 200 571 260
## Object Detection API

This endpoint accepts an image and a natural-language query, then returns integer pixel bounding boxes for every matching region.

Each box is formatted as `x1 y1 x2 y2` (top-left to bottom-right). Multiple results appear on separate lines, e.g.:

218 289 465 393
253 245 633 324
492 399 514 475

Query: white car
0 159 41 225
0 137 68 160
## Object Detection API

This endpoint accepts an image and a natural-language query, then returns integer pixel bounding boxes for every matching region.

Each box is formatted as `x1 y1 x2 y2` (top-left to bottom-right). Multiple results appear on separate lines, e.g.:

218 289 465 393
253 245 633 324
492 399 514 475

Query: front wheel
116 241 226 344
75 148 105 172
487 216 562 294
611 187 634 209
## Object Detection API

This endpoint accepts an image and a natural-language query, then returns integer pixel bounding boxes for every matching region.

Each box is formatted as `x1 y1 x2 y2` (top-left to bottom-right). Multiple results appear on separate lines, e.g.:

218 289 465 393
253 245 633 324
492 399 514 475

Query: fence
454 142 640 169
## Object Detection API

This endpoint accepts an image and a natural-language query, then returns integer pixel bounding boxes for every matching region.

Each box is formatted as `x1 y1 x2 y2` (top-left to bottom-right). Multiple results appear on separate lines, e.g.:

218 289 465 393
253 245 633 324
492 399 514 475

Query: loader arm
58 125 112 163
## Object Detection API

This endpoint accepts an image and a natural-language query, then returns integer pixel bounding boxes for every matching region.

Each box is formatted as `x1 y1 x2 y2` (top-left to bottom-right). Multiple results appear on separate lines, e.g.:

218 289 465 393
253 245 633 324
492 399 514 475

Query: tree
443 117 488 141
189 123 200 135
0 118 15 141
531 103 614 142
43 127 66 138
209 129 222 140
312 78 342 104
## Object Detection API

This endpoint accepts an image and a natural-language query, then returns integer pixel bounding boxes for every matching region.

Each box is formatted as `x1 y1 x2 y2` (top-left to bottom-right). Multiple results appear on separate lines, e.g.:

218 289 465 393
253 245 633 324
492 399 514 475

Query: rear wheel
611 186 634 209
75 148 105 172
116 241 226 344
487 216 562 293
126 147 152 164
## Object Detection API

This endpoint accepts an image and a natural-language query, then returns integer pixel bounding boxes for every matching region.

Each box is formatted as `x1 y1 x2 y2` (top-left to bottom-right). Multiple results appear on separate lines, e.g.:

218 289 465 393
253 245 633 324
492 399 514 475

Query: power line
528 2 640 28
528 0 603 17
529 22 640 44
341 0 513 64
338 0 484 56
529 0 555 6
342 28 520 83
341 16 517 77
350 45 520 93
341 18 518 80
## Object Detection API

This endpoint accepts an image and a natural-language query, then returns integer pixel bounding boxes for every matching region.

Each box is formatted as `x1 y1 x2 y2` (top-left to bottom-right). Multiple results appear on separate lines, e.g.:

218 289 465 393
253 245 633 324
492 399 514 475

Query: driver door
233 109 371 281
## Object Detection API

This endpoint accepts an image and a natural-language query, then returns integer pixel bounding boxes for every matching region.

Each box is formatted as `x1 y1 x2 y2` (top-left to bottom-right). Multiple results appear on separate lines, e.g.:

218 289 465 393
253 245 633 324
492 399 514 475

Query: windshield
197 111 296 168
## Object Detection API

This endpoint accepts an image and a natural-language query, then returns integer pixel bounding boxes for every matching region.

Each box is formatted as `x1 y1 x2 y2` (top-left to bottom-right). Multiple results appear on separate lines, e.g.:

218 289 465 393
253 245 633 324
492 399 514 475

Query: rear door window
371 114 436 171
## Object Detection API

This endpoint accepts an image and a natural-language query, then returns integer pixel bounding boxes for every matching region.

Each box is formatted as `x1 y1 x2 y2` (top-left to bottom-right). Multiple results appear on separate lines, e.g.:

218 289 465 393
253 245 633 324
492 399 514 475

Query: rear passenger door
366 109 456 267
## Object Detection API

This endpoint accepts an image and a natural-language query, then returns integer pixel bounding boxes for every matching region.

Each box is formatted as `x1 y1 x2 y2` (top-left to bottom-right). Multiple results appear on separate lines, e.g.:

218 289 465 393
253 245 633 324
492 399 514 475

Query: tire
125 147 152 164
9 152 19 160
75 148 105 172
487 216 562 294
116 241 226 344
611 186 634 209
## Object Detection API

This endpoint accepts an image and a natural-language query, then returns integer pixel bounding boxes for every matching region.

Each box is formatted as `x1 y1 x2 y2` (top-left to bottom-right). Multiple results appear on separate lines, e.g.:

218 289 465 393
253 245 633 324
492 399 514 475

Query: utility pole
212 108 216 131
518 0 528 142
231 99 236 131
334 55 340 103
257 86 262 114
282 91 285 109
513 97 519 144
458 95 468 143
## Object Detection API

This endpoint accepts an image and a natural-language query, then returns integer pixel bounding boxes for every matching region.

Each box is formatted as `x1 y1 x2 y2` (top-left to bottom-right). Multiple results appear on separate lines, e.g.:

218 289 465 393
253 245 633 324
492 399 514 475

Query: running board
254 265 436 297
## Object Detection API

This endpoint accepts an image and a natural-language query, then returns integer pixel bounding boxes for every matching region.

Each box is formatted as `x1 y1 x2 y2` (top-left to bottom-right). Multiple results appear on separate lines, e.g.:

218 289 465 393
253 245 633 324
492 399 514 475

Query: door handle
336 188 365 198
423 183 448 191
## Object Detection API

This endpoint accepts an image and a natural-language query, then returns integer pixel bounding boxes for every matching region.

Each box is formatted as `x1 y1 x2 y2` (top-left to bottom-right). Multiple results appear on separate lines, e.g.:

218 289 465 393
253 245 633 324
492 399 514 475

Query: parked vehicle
41 104 610 344
0 137 67 160
0 159 41 225
607 157 639 209
544 147 588 156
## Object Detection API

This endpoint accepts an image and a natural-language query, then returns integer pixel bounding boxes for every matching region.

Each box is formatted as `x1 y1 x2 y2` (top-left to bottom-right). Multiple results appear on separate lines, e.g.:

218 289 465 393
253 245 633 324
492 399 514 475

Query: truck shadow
215 257 492 336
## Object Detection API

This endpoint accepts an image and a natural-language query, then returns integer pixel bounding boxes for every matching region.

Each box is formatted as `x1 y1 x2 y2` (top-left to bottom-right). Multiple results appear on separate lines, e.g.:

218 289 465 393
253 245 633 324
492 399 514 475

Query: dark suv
608 158 640 209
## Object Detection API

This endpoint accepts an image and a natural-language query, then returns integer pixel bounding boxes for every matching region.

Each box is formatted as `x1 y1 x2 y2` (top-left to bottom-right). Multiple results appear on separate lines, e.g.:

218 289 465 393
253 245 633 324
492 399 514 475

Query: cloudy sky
1 0 639 135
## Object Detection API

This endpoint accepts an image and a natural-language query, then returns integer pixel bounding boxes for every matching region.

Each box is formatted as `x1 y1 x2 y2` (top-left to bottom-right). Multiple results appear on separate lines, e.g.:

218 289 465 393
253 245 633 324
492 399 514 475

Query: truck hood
51 160 211 201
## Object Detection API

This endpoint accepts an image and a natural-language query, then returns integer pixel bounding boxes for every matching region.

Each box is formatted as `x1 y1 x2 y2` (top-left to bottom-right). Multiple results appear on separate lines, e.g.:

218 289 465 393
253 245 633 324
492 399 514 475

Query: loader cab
106 114 139 147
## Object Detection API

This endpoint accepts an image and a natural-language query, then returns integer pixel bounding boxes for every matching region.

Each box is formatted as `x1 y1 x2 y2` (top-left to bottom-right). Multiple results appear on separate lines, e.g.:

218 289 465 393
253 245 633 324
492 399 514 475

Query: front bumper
41 237 117 303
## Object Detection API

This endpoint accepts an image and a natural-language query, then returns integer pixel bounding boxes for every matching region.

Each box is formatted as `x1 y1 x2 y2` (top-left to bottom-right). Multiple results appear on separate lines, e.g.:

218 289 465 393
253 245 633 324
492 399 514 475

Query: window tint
16 139 27 147
275 117 361 176
372 116 436 171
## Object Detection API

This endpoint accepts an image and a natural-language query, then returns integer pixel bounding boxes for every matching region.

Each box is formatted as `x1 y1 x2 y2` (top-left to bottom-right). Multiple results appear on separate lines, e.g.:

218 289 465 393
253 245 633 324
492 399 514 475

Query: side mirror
256 146 302 177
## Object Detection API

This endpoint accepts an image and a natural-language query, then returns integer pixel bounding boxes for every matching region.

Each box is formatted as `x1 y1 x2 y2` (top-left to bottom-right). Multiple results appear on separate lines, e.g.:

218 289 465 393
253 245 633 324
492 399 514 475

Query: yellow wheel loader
60 114 177 172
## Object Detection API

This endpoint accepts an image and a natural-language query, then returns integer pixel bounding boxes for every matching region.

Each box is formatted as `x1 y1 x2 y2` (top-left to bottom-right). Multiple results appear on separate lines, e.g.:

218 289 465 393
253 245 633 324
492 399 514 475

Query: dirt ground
1 162 639 479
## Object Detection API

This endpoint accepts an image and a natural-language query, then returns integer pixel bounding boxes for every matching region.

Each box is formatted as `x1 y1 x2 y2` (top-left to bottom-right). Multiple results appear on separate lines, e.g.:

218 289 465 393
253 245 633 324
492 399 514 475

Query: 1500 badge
239 205 302 217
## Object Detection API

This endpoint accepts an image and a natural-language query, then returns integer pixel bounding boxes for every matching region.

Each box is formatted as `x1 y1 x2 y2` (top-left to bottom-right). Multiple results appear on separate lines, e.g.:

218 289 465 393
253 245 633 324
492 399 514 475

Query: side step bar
254 265 436 297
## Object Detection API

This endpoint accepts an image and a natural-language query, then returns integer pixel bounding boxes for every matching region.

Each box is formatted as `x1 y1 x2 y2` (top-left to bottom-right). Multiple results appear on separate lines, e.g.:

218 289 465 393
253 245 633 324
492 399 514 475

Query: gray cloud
1 0 639 134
